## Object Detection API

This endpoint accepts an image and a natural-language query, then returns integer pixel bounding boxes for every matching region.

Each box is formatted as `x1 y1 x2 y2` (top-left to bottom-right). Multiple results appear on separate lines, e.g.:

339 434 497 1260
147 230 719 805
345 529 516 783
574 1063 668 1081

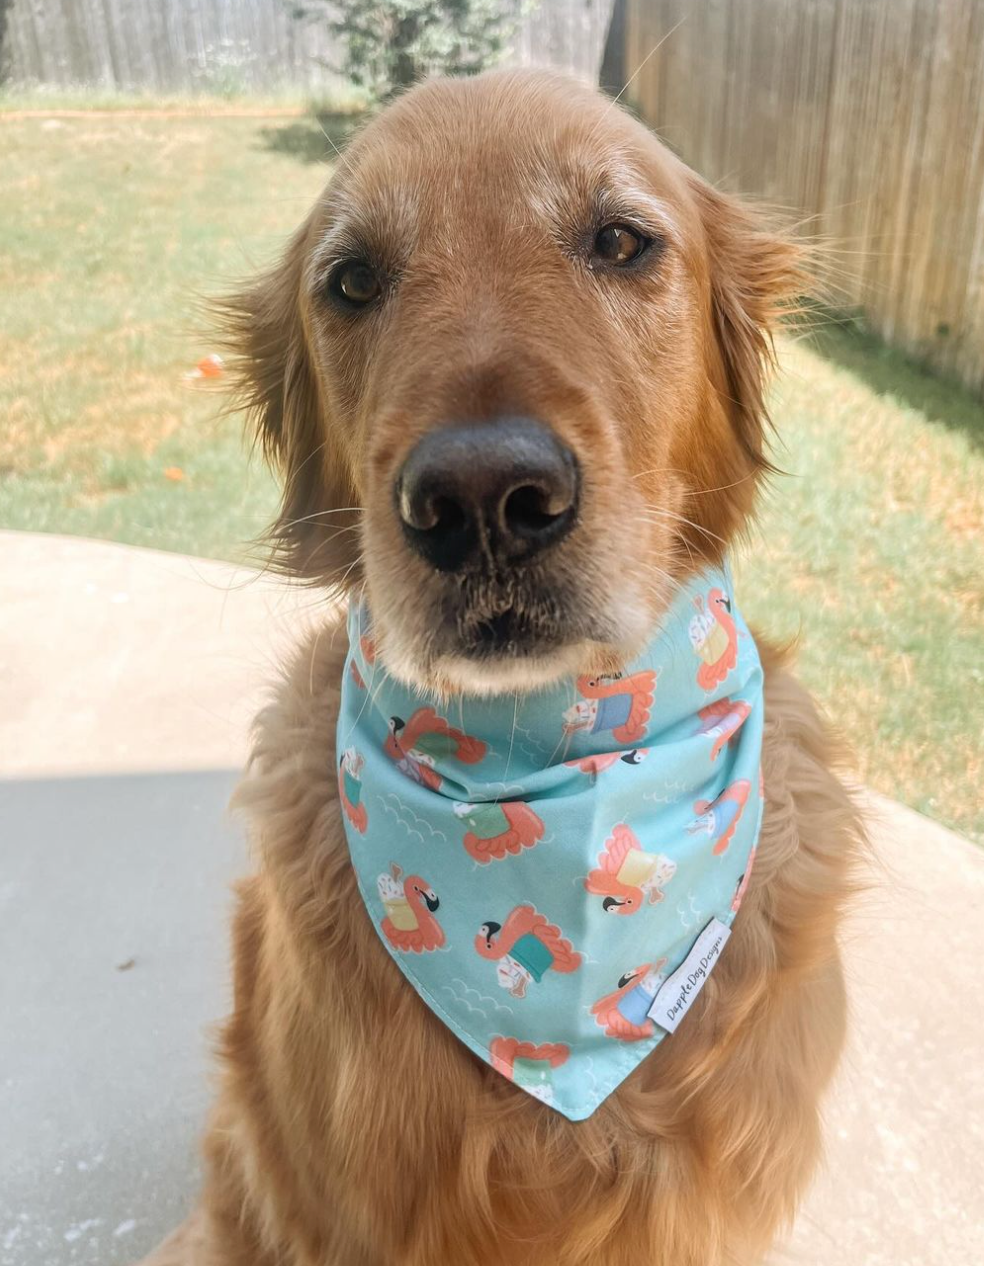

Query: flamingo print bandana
337 564 764 1120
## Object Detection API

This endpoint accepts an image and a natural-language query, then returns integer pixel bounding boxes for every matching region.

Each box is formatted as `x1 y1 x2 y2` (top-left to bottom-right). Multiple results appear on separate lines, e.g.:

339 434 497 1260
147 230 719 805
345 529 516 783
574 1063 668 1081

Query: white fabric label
647 918 732 1033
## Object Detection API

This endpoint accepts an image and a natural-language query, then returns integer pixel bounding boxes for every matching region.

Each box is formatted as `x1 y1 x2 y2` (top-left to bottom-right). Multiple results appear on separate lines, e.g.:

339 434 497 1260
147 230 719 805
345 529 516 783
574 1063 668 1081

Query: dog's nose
396 418 579 573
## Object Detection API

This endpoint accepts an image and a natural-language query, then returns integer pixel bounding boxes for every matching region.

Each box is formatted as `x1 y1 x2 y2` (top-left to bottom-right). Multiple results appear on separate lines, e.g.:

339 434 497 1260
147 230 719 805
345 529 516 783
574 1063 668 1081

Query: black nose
396 418 579 573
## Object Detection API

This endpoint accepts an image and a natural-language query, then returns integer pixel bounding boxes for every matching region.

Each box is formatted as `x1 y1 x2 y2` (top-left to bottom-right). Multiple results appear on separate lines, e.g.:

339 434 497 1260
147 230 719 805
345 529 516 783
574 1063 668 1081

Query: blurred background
1 3 983 1262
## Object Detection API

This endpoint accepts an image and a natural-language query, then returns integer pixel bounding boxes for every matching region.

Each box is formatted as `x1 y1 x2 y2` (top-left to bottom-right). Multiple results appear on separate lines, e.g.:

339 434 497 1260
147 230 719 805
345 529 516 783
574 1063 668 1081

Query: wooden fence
623 0 984 397
2 0 614 93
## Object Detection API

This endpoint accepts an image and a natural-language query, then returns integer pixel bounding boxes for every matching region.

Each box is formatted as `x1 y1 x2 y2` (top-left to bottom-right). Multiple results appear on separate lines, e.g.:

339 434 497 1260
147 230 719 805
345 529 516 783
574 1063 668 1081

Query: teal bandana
337 565 764 1120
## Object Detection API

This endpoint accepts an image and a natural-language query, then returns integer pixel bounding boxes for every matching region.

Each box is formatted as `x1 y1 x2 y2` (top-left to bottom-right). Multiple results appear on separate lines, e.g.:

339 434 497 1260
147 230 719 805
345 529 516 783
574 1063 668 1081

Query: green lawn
1 108 981 841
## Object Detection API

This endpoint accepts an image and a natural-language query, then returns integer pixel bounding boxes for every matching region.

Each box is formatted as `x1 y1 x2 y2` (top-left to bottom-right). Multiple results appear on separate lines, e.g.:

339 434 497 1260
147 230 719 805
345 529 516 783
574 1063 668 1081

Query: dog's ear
691 179 807 474
216 220 360 585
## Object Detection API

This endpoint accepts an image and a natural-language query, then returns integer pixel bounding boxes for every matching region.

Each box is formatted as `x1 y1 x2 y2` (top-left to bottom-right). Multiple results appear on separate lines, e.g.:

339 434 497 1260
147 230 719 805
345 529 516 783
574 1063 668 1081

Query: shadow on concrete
256 111 364 165
0 768 246 1266
807 317 984 452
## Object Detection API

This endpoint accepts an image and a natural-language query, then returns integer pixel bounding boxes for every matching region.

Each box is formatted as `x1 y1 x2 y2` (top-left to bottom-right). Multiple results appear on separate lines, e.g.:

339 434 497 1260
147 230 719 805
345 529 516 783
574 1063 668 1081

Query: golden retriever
141 69 862 1266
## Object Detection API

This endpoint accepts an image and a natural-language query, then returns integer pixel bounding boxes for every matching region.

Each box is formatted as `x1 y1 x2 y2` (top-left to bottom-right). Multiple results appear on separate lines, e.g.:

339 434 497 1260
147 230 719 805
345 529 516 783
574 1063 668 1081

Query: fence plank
623 0 984 396
3 0 616 92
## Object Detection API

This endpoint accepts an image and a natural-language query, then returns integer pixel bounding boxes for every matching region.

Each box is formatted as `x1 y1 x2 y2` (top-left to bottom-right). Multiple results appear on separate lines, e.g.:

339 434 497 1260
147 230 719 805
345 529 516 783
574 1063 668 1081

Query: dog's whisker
640 507 730 550
632 467 759 498
277 506 365 533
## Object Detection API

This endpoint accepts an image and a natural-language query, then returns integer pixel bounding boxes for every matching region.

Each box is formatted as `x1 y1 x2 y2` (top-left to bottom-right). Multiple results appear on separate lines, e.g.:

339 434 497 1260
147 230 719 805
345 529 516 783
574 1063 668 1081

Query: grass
735 327 983 841
1 104 981 841
0 109 336 556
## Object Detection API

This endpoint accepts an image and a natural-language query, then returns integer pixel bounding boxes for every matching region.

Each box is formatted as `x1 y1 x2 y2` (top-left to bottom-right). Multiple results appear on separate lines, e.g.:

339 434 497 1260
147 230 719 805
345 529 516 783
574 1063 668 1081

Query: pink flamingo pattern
591 959 669 1041
453 800 545 864
689 589 738 690
475 906 581 998
584 823 677 914
377 864 444 953
338 748 368 833
731 845 757 913
562 671 657 745
489 1037 570 1106
687 779 751 855
384 707 486 792
696 698 751 761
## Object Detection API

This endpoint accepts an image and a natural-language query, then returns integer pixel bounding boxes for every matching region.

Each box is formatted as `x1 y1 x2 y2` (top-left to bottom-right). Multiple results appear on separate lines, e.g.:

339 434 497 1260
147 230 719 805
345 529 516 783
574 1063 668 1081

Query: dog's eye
328 259 382 308
593 224 649 266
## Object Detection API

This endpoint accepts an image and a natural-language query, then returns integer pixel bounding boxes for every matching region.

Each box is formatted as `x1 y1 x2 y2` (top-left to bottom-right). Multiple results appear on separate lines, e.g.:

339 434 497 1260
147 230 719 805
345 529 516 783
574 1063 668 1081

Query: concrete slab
1 531 981 1265
0 530 322 778
1 768 243 1265
777 791 984 1265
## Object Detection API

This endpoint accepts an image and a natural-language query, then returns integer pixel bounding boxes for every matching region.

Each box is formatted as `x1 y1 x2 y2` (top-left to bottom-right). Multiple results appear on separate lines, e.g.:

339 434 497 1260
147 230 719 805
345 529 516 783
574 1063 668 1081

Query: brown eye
593 224 648 265
329 259 382 308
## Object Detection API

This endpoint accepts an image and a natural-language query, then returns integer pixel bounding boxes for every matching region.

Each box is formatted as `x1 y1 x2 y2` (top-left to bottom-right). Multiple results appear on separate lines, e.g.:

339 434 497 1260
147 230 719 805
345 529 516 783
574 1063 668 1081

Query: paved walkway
1 531 981 1265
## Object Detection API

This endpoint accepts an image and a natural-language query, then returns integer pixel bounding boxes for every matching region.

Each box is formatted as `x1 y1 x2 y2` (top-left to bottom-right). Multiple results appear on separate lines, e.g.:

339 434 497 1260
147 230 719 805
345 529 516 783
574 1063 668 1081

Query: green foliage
291 0 515 102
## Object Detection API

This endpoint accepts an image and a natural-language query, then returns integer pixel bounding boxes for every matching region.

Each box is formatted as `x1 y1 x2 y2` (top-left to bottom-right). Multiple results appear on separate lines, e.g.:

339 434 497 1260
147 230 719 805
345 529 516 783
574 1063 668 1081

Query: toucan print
564 748 649 780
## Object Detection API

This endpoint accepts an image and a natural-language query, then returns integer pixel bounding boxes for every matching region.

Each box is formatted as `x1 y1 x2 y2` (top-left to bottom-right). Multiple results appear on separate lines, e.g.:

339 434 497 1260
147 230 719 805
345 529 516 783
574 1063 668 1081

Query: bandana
337 564 764 1120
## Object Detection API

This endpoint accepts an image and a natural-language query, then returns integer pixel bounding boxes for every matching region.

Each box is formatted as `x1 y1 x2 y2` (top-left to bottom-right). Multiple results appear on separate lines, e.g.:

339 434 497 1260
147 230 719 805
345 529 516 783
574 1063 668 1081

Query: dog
141 69 862 1266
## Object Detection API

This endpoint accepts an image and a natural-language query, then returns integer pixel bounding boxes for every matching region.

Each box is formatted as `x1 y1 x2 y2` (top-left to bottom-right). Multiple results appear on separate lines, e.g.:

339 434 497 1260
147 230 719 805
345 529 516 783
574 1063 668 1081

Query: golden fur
141 70 863 1266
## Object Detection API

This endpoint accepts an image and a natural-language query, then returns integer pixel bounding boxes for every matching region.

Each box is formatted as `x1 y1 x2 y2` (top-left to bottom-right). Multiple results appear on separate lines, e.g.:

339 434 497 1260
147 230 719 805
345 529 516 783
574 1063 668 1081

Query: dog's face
226 71 801 693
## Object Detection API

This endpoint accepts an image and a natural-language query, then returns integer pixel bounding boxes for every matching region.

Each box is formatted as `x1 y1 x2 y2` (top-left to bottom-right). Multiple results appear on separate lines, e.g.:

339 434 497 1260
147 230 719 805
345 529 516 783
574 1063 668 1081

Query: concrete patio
1 530 981 1266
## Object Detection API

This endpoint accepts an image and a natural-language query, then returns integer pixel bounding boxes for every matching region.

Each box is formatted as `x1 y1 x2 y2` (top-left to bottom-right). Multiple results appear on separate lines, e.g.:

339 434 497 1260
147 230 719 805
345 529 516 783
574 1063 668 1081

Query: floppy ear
216 220 360 585
692 179 808 474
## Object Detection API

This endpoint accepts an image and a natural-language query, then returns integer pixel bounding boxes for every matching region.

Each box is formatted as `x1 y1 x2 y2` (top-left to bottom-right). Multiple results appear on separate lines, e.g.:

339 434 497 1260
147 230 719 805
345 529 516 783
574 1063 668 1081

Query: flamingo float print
453 800 545 864
696 697 751 761
687 779 751 854
584 823 677 914
338 748 368 833
384 707 486 792
377 864 445 952
591 960 669 1041
475 906 581 998
562 670 657 745
689 589 738 690
489 1037 570 1106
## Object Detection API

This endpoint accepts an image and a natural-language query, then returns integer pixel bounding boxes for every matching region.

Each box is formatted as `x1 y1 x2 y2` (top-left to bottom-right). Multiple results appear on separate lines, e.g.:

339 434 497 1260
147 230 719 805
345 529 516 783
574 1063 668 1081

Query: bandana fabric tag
647 917 732 1033
336 564 764 1120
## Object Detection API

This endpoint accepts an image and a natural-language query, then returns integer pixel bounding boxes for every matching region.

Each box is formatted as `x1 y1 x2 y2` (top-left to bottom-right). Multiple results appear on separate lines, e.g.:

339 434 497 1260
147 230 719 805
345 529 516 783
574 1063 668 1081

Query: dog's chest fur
181 619 863 1266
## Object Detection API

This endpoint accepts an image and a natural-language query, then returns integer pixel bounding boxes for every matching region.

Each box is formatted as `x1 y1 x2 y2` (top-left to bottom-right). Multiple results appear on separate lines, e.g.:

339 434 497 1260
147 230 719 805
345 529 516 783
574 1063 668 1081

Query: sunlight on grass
737 334 983 841
0 112 334 557
0 110 981 840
